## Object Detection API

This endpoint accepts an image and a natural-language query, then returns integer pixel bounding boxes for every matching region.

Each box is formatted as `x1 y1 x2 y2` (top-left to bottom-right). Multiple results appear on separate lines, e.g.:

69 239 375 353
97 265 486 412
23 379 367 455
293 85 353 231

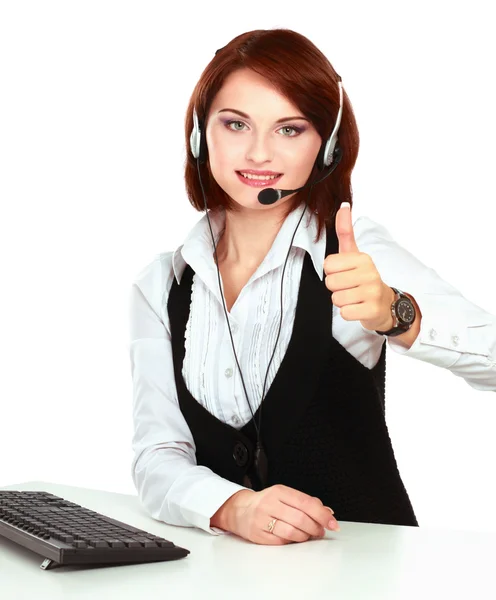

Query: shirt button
231 324 238 335
232 415 240 425
225 367 233 378
429 328 437 339
452 335 459 346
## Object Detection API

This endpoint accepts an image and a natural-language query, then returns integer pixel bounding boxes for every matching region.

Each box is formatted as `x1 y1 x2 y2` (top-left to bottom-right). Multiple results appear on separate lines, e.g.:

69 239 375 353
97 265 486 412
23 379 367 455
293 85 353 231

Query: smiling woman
129 27 496 552
201 67 326 219
184 29 359 241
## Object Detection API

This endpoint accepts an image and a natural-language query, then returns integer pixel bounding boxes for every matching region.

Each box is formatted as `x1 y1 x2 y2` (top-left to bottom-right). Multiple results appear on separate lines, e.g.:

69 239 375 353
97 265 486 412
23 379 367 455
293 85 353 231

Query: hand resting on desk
210 484 340 545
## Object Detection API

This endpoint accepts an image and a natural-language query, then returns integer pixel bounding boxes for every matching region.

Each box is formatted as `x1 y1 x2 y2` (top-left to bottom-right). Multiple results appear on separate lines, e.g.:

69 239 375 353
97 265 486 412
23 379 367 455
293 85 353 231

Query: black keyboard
0 490 190 570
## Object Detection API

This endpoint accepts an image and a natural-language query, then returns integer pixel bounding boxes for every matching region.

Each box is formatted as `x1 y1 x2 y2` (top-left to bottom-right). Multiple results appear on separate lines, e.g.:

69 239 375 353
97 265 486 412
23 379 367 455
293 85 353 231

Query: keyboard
0 490 190 570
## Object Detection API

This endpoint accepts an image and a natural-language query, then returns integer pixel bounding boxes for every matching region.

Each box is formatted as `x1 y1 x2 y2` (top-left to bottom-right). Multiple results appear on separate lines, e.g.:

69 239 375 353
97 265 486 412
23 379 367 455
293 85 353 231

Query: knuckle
259 493 271 507
295 512 307 529
298 494 309 508
292 528 310 543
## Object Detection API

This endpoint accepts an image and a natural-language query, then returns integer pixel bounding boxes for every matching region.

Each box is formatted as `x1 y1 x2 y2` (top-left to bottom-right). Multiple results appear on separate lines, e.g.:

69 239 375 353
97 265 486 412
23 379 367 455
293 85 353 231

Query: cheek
287 137 322 177
206 130 236 191
207 127 240 170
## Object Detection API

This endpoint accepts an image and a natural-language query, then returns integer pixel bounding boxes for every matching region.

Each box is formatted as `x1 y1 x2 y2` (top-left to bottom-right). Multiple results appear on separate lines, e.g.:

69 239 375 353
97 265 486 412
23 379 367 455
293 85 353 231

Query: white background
1 1 495 533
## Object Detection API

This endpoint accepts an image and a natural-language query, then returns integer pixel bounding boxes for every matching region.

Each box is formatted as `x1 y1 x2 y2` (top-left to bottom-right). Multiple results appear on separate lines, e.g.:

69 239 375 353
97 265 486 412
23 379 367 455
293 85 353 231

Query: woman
129 28 496 546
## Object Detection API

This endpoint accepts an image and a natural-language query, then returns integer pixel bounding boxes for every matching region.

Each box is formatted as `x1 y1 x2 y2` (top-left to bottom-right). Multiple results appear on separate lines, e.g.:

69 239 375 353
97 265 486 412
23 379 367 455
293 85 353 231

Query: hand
211 485 340 546
324 202 395 332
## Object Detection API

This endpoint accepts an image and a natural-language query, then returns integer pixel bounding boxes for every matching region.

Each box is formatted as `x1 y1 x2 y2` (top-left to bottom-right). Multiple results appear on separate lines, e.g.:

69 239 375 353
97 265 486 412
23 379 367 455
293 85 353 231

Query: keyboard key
60 535 74 543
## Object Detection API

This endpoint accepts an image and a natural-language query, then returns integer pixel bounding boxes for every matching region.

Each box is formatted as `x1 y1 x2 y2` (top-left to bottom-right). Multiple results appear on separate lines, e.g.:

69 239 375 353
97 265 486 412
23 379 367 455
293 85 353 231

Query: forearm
132 446 247 534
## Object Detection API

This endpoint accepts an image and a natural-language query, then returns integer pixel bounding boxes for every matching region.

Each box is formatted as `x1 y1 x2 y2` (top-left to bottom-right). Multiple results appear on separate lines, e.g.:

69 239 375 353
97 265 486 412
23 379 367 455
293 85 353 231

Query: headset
188 71 344 487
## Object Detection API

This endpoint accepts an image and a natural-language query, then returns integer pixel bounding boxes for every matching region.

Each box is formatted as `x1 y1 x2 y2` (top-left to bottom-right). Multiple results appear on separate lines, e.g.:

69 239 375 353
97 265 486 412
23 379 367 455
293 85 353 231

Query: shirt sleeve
354 216 496 392
129 253 248 535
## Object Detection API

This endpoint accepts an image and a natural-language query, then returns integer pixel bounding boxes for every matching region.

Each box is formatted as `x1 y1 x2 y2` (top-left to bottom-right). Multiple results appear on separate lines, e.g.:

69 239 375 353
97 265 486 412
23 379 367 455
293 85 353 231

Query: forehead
210 68 301 115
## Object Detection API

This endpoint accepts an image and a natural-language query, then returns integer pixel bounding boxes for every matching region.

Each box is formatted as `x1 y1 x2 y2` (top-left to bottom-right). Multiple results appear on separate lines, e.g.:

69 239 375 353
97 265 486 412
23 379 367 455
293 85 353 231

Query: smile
236 171 283 187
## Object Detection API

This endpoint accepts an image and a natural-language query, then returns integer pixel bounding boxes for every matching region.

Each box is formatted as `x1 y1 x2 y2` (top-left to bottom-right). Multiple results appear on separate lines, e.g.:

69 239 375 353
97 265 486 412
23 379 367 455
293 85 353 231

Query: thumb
336 201 359 253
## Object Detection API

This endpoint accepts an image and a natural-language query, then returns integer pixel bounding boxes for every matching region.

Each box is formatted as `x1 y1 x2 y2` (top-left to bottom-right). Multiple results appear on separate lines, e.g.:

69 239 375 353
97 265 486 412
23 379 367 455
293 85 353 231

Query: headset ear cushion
316 141 326 171
198 118 208 164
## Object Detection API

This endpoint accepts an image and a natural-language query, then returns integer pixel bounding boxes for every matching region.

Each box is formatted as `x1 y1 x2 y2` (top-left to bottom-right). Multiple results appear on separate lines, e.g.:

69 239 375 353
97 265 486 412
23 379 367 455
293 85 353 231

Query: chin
231 196 266 210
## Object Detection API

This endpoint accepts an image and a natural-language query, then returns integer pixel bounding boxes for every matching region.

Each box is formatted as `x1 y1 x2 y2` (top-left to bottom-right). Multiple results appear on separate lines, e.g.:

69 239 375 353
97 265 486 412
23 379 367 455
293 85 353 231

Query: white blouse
128 204 496 536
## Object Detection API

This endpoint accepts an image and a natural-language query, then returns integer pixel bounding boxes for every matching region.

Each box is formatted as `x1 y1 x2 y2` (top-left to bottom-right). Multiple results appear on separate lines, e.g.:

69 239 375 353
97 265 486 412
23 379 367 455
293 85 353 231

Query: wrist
210 489 255 532
364 285 395 332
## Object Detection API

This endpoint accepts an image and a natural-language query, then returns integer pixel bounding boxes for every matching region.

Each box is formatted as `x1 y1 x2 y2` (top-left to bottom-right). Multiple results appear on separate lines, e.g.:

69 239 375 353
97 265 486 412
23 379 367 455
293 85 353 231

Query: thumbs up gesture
324 202 395 332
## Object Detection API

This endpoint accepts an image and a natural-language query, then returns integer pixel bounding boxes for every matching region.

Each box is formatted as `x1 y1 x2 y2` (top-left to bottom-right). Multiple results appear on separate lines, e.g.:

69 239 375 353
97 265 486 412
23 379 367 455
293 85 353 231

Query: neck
214 205 290 270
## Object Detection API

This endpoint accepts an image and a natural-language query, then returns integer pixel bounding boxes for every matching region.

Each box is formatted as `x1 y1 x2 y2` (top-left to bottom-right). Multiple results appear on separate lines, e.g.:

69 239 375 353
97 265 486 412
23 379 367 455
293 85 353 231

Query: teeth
239 172 280 181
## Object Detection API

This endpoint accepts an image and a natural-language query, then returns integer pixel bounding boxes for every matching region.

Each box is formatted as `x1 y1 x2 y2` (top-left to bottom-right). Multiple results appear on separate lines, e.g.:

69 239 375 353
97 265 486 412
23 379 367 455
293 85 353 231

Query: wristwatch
375 287 416 336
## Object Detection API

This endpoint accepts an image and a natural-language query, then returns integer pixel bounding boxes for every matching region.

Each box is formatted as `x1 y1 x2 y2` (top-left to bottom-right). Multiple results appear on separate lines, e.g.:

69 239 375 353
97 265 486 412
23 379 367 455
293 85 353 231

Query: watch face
396 298 415 325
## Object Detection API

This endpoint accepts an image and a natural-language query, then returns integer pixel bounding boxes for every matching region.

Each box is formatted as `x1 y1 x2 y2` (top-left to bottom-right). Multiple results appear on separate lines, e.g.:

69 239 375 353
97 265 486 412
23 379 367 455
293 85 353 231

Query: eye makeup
221 119 306 137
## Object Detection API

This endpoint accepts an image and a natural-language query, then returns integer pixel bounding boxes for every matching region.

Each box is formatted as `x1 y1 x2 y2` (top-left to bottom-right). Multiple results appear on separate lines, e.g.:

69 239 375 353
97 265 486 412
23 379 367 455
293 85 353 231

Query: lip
238 169 282 175
236 171 283 187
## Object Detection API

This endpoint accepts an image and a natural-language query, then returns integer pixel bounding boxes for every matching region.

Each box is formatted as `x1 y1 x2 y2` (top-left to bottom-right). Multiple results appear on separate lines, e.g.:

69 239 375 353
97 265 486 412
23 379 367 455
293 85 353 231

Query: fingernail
341 202 350 210
325 506 334 514
328 519 340 531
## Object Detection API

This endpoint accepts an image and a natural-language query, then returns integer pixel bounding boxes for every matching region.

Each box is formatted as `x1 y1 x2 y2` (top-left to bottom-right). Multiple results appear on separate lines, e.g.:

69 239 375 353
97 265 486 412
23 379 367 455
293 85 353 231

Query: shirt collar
173 203 326 285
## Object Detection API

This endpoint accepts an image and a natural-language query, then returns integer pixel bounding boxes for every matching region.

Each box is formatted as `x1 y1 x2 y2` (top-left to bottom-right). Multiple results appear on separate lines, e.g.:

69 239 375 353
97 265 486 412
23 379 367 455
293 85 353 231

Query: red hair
184 28 360 242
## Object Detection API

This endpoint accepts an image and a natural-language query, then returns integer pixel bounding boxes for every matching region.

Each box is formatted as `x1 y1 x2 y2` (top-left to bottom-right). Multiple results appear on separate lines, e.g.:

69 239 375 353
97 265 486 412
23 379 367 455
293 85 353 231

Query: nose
245 133 274 164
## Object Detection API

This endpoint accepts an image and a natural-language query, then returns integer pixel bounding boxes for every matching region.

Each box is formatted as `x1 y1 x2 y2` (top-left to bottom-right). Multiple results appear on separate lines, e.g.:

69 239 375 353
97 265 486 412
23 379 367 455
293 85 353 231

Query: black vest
167 220 418 527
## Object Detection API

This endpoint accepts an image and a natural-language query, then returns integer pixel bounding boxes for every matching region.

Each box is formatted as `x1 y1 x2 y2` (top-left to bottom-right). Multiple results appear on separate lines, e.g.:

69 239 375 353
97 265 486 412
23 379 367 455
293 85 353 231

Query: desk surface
0 481 494 599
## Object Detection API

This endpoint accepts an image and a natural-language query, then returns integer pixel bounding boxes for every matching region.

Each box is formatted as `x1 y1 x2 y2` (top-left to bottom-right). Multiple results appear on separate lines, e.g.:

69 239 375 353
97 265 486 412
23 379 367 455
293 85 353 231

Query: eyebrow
217 108 310 124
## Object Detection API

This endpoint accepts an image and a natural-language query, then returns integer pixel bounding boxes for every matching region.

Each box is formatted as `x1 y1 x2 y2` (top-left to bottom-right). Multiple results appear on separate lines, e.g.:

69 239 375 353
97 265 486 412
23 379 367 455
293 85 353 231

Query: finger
276 503 326 538
330 289 362 311
336 201 359 254
325 270 360 292
265 518 312 543
323 252 361 276
276 486 338 530
255 532 289 546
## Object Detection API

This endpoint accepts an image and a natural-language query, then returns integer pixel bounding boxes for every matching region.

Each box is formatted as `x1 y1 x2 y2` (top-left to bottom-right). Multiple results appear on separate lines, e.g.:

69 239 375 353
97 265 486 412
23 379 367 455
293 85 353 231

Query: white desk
0 481 494 599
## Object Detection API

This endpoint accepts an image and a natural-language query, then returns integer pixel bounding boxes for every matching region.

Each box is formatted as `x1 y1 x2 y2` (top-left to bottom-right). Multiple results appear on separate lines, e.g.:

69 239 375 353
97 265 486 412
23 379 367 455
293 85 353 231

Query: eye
225 120 246 131
278 125 303 137
224 120 304 137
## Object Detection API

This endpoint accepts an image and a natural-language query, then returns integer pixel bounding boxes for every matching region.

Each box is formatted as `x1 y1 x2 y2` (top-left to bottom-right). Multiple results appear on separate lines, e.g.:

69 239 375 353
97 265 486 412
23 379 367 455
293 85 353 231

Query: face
205 68 322 211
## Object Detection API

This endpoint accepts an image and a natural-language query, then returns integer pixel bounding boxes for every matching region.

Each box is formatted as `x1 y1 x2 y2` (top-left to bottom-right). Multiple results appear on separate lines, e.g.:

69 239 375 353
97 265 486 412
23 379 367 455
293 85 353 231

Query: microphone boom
257 147 342 205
